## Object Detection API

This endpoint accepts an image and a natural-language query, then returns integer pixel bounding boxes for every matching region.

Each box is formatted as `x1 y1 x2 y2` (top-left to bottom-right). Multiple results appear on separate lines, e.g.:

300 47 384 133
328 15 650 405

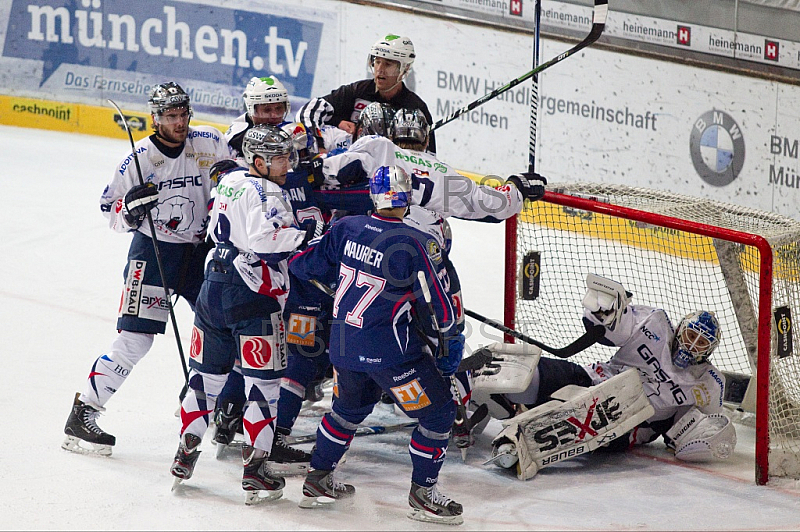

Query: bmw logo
690 110 745 186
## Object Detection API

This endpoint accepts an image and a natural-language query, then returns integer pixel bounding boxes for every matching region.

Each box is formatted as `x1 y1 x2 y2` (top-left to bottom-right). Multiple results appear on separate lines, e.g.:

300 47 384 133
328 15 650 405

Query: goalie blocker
489 368 654 480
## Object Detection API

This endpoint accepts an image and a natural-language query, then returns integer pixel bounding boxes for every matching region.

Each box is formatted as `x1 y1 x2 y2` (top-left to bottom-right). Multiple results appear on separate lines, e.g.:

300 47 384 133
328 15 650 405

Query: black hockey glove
506 172 547 201
122 183 158 228
209 159 240 186
300 220 328 248
298 155 325 188
456 346 495 373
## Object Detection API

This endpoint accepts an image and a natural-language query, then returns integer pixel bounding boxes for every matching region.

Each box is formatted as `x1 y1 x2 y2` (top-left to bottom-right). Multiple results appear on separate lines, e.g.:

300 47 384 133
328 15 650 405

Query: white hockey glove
664 407 736 462
582 273 632 331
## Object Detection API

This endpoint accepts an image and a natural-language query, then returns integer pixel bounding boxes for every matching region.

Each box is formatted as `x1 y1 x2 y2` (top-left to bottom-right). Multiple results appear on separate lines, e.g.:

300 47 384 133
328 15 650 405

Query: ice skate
213 403 244 459
242 445 285 505
408 481 464 525
268 427 311 476
304 380 325 403
62 393 115 456
170 433 202 490
299 468 355 508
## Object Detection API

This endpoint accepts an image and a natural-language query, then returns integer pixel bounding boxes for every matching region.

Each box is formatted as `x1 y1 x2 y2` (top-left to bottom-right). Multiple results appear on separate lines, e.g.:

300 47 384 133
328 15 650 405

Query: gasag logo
690 110 745 186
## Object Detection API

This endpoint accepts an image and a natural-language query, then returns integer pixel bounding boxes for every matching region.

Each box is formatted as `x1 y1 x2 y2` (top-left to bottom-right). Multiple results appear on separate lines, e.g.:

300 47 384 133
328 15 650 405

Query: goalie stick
465 308 604 359
430 0 608 132
107 100 190 399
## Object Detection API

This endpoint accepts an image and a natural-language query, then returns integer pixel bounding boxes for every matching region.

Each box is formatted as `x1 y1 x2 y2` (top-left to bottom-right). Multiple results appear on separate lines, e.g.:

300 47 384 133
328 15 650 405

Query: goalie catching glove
122 183 158 229
506 172 546 201
582 273 632 332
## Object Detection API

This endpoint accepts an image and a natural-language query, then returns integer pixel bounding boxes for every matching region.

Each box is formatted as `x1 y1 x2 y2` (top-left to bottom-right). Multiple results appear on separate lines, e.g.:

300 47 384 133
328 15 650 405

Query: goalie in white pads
476 273 735 479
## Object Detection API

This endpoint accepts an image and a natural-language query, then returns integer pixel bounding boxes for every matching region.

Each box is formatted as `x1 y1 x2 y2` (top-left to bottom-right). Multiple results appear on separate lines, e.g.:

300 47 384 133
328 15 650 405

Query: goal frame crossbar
504 190 775 485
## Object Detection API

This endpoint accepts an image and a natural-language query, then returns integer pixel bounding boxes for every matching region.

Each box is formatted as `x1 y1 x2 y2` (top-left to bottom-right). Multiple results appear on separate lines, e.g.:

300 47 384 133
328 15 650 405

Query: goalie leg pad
491 368 654 480
665 407 736 462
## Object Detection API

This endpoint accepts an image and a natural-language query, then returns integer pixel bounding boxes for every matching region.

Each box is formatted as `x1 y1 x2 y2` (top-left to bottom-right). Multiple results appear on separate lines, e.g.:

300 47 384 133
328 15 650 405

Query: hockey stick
286 421 419 445
430 0 608 132
464 308 603 359
107 100 190 397
528 0 542 175
417 272 472 461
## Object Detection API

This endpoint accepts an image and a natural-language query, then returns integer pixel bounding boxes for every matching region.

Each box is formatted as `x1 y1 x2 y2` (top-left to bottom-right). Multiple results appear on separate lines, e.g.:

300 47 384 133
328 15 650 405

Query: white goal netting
508 182 800 484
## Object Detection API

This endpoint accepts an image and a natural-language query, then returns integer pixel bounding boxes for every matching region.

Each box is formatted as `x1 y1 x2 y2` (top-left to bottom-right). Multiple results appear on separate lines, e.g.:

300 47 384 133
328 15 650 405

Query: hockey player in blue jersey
289 165 465 525
169 125 322 505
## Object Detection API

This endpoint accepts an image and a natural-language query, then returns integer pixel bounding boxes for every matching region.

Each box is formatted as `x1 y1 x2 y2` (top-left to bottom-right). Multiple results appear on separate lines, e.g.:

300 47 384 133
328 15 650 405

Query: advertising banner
0 0 798 219
0 0 339 118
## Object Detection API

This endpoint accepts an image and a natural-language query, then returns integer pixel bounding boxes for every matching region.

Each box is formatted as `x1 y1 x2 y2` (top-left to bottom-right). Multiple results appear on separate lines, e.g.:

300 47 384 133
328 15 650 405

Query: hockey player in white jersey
311 108 544 222
476 274 735 478
169 125 323 504
62 82 232 456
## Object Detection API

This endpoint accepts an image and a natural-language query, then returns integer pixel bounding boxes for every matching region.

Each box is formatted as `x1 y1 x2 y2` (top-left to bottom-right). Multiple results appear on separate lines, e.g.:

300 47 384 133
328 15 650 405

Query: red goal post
503 182 800 485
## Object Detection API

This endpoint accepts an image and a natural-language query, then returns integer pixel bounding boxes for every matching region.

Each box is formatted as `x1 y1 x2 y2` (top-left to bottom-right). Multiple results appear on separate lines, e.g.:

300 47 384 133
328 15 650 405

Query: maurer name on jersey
343 240 384 267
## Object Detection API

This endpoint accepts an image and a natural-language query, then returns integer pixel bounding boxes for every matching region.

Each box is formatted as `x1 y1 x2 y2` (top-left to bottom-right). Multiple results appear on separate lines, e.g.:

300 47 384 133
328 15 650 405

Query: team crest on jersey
691 383 712 407
425 239 442 264
390 379 431 412
189 327 204 363
152 195 195 233
287 313 316 347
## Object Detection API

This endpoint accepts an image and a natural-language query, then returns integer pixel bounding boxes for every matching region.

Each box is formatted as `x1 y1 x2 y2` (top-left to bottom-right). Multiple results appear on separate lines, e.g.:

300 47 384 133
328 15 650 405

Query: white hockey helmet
241 125 297 169
673 310 721 368
368 34 416 81
392 108 429 146
148 82 192 121
370 165 412 211
243 76 290 121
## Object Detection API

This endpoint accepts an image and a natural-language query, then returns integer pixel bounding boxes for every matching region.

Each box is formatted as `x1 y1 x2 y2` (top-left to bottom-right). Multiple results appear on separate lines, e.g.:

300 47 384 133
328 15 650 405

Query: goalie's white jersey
321 135 523 221
210 168 306 300
100 126 232 244
583 305 725 421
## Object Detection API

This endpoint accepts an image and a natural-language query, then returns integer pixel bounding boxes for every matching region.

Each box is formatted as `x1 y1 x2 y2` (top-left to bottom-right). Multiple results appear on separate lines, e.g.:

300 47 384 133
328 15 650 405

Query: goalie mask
392 108 429 147
673 310 721 369
368 34 415 82
243 76 290 124
370 165 412 211
355 102 395 140
148 82 192 124
241 125 297 171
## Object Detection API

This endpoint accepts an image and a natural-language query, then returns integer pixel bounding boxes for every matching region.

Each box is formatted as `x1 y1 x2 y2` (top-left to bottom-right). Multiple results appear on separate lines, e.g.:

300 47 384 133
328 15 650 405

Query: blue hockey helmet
370 165 412 211
673 310 721 368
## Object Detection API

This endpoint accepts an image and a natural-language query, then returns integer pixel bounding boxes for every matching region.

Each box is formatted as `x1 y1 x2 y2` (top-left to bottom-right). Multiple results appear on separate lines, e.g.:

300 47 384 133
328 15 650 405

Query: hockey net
503 182 800 485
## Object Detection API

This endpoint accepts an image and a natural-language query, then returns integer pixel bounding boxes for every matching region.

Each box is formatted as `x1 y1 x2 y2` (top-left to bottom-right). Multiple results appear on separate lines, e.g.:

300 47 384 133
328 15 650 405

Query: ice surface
1 125 799 530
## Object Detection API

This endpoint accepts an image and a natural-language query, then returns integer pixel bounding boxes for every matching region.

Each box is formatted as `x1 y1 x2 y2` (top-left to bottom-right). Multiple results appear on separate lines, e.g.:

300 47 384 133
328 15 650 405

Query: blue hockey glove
122 183 158 228
506 172 547 201
437 334 465 376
